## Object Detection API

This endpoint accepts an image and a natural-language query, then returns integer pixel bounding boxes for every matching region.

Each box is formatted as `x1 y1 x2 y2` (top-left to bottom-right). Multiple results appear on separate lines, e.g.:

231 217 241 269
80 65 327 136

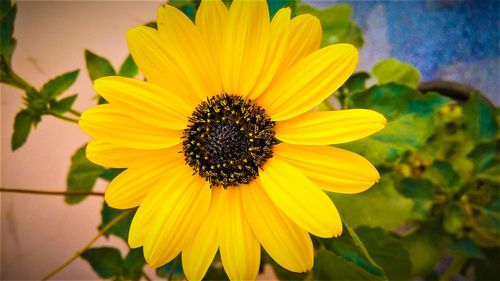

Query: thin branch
48 112 79 123
438 256 467 281
68 108 82 117
0 187 104 197
142 271 153 281
40 209 134 281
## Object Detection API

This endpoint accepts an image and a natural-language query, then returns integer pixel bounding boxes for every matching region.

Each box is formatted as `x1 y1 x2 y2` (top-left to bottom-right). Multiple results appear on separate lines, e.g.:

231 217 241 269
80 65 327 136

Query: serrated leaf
49 94 77 113
463 91 498 142
355 227 412 281
0 4 16 53
11 109 32 150
313 249 380 281
123 248 146 281
40 70 79 99
85 49 116 81
118 54 139 78
99 202 135 241
81 247 123 279
65 145 104 204
372 58 421 89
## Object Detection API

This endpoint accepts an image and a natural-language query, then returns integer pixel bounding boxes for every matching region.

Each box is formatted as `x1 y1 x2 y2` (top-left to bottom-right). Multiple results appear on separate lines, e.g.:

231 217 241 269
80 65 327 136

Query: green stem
40 209 134 281
68 108 81 117
49 113 79 123
0 187 103 197
168 256 180 281
438 256 467 281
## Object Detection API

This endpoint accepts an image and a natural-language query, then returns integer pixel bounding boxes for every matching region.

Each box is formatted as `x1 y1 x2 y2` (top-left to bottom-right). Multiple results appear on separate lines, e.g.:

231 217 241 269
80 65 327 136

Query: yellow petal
126 26 200 106
275 109 387 145
79 104 182 149
93 76 192 130
157 5 221 99
87 139 182 168
104 149 184 209
246 7 291 100
219 187 261 281
274 143 380 194
196 0 228 84
257 44 358 121
182 187 223 281
220 0 270 97
141 168 211 268
258 157 342 238
276 14 321 76
241 181 313 272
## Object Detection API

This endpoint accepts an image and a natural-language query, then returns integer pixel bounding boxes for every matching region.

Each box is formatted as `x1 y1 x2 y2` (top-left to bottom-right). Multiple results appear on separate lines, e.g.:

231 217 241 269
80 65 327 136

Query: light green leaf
81 247 123 279
0 4 16 53
463 91 498 142
41 70 79 99
11 109 32 150
118 54 139 78
65 145 105 204
296 4 364 48
85 49 116 81
468 141 500 183
99 202 136 241
49 94 77 113
443 202 465 234
313 249 380 281
372 58 421 88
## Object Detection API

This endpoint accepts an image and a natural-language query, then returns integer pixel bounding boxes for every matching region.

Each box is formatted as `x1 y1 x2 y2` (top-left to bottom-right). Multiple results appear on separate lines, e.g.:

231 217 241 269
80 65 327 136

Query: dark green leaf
1 37 15 68
296 4 363 48
0 4 16 53
463 91 498 142
424 160 461 192
202 265 229 281
268 0 298 17
41 70 80 99
372 58 421 88
313 249 381 281
468 141 500 183
339 72 370 95
49 94 77 113
11 109 32 150
65 145 105 204
443 235 485 259
99 202 136 241
156 255 184 279
85 49 116 81
118 54 139 78
168 0 196 21
269 256 308 281
473 247 500 281
123 248 146 281
81 247 123 278
397 178 436 200
99 168 125 181
0 0 12 18
355 227 412 281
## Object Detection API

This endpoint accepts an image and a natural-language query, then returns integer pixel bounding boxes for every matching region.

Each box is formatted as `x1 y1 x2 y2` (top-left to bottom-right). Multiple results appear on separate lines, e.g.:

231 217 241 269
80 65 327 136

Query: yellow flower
79 0 386 280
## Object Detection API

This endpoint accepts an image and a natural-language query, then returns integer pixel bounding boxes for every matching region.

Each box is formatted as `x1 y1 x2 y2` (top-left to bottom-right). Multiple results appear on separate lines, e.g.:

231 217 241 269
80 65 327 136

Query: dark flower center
182 94 277 188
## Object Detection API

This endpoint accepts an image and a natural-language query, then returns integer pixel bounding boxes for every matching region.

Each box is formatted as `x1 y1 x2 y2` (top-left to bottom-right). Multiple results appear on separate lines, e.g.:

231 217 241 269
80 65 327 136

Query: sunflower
79 0 386 280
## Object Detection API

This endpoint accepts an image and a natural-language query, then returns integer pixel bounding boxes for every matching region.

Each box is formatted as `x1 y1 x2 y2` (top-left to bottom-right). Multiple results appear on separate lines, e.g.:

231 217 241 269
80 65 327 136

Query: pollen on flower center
182 94 277 188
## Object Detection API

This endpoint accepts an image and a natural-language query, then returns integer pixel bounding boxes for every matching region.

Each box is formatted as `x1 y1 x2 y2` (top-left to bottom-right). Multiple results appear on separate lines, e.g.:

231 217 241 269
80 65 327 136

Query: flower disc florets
182 94 277 188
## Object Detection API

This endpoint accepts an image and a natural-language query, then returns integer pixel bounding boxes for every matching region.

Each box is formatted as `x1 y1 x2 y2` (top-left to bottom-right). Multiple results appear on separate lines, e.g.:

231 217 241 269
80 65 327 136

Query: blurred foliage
2 0 499 281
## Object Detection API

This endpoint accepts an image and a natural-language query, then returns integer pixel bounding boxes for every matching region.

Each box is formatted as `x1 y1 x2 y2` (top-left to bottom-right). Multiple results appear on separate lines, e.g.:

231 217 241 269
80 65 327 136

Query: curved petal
219 187 261 281
157 5 221 99
275 110 387 145
79 104 182 149
220 0 270 97
241 181 313 273
247 7 291 100
258 157 342 238
126 26 200 106
86 140 182 168
93 76 192 130
140 167 211 268
274 143 380 194
182 187 223 281
276 14 321 76
196 0 228 83
257 44 358 121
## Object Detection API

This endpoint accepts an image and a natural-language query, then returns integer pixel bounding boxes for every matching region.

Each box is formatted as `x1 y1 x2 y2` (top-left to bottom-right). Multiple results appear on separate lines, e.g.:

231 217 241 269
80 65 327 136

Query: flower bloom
79 0 386 280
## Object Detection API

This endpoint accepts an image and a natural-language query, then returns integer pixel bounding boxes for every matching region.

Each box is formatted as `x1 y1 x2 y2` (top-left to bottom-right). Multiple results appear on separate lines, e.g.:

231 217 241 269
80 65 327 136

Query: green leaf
268 0 298 17
296 4 364 48
340 85 451 166
355 227 412 281
156 255 185 279
122 248 146 281
468 141 500 183
99 202 136 241
85 49 116 81
11 109 33 150
313 249 381 281
40 70 80 99
372 58 421 89
462 91 498 142
443 202 465 234
0 4 16 53
65 145 105 204
329 175 414 230
397 178 436 200
268 257 308 281
99 168 125 181
443 235 485 259
49 94 77 113
0 0 12 18
339 72 370 95
81 247 123 279
473 247 500 281
424 160 461 192
1 37 15 67
321 222 386 279
118 54 139 78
